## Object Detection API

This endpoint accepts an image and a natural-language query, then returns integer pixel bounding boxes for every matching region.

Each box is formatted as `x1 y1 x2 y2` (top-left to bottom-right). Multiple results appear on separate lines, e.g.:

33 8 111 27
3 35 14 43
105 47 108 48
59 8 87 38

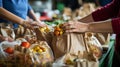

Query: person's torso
2 0 28 19
0 0 29 28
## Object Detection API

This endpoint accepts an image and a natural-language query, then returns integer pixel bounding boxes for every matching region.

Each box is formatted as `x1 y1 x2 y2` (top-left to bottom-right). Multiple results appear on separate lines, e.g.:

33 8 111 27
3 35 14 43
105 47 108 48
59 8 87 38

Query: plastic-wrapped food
0 41 54 67
84 32 103 59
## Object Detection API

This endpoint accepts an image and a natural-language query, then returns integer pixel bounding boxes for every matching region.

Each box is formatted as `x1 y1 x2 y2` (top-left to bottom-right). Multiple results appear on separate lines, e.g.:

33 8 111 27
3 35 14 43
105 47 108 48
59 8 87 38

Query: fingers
31 21 47 28
66 29 79 33
21 21 34 29
22 21 47 30
63 21 74 27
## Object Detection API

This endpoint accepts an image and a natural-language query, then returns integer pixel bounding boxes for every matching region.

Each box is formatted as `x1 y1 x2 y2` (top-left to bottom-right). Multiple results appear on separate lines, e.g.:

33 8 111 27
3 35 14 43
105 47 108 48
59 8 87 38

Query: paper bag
34 28 53 47
0 26 15 39
52 32 102 60
74 59 99 67
52 33 86 59
74 32 101 67
95 33 110 45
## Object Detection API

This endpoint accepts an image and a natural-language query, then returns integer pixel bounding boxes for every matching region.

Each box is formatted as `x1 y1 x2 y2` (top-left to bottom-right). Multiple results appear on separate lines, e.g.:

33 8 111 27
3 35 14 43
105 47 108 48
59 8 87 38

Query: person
0 0 46 42
63 0 81 11
63 0 120 66
95 0 113 6
0 0 46 29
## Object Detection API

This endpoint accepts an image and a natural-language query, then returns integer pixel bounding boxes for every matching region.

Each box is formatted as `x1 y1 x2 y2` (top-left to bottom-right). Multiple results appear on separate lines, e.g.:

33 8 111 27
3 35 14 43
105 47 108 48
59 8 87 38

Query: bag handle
66 33 71 53
82 33 89 53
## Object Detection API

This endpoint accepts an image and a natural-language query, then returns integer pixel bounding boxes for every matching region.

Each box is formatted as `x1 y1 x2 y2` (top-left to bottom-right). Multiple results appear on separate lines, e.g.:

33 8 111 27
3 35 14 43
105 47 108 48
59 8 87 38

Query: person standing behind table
0 0 46 29
63 0 81 11
95 0 113 6
0 0 46 42
63 0 120 66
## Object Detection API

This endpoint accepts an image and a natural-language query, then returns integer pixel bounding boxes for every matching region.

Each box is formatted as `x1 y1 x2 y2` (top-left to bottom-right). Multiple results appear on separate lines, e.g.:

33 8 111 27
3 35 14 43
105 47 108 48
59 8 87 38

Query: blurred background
28 0 112 21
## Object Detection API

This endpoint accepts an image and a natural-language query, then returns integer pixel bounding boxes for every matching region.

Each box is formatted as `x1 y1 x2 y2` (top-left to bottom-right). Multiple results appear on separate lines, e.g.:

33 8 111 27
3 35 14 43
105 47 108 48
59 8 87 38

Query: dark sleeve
112 18 120 34
92 0 120 21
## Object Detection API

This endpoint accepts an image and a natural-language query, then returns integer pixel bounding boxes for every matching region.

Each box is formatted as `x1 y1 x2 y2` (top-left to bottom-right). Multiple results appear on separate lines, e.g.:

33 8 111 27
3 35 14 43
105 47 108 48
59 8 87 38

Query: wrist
87 23 93 32
21 20 33 29
21 20 30 26
19 20 25 25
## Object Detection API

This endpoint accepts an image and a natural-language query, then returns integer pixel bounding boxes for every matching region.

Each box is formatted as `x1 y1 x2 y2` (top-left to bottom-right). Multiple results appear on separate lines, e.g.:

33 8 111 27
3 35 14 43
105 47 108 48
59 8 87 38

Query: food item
21 42 30 48
32 45 46 53
4 47 14 54
39 27 50 33
54 24 64 36
65 59 74 65
89 44 102 58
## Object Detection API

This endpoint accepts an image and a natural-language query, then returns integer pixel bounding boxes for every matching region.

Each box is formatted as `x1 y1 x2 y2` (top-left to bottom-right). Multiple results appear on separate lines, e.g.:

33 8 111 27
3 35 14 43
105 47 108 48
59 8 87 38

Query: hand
31 21 47 28
21 21 33 29
63 21 89 33
22 20 47 29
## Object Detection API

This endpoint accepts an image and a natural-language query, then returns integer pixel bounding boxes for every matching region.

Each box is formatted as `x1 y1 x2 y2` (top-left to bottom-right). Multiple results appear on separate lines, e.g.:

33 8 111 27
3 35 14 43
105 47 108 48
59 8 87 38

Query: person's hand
63 21 89 33
21 20 33 29
31 21 47 28
21 20 47 29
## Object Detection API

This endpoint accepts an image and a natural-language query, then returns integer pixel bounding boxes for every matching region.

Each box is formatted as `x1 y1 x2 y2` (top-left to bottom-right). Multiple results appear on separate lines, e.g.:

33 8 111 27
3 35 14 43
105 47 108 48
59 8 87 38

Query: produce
39 26 50 33
31 45 46 54
21 42 30 48
54 24 64 36
4 47 14 54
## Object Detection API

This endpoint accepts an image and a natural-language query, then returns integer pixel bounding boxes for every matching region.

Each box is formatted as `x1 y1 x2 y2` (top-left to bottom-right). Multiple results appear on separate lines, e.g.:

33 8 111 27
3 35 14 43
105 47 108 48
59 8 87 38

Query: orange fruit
55 26 61 31
54 31 60 36
21 42 30 48
4 47 14 54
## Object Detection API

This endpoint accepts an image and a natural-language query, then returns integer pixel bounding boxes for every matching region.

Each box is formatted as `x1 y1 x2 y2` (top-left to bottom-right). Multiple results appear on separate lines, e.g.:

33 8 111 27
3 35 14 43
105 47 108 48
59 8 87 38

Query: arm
63 19 113 33
0 7 24 25
27 4 40 22
28 9 40 22
27 4 47 27
79 0 119 22
0 7 43 29
78 14 94 23
87 19 113 33
0 7 34 29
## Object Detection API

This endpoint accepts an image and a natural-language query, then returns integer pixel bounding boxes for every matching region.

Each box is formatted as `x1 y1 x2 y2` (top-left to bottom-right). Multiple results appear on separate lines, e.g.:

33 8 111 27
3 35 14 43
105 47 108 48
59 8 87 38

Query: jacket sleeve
92 0 120 21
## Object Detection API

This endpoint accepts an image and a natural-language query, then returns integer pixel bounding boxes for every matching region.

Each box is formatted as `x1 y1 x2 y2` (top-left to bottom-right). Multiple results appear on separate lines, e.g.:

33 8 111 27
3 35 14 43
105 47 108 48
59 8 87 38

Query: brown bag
34 28 53 47
74 60 99 67
0 26 15 39
73 33 100 67
95 33 110 45
52 33 86 59
52 32 100 67
52 32 102 60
